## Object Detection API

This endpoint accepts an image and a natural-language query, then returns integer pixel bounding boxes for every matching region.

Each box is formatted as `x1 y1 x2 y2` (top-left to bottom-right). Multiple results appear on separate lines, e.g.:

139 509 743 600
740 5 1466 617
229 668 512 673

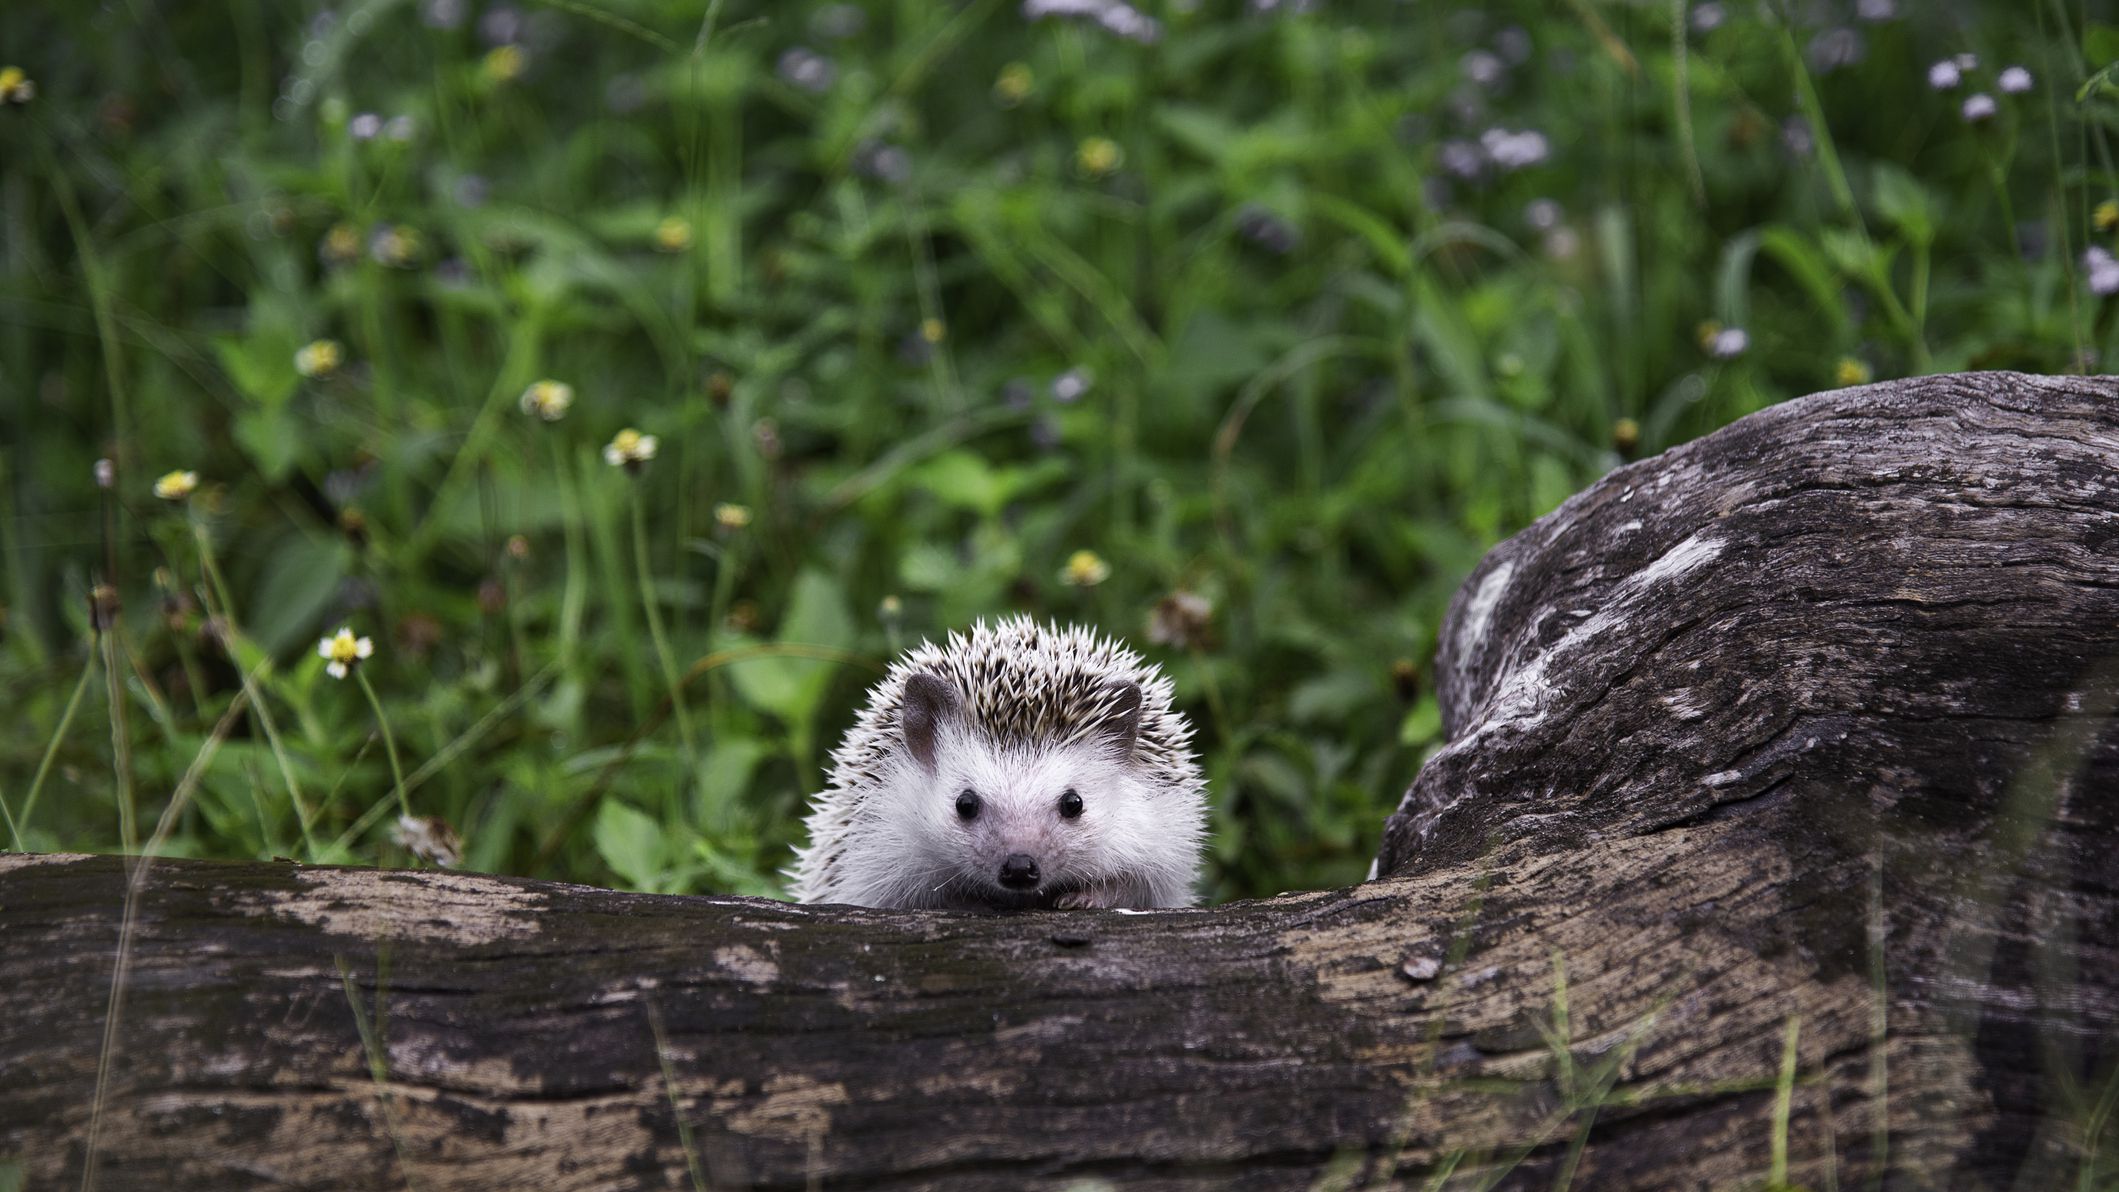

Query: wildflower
1077 136 1123 177
153 470 200 502
1697 321 1749 358
294 339 344 378
391 813 463 867
422 0 468 29
2097 200 2119 233
1060 549 1111 587
369 224 422 267
1235 205 1301 255
1611 418 1640 453
603 427 659 471
1460 49 1504 88
995 62 1033 105
1022 0 1160 44
1961 93 1997 122
481 44 526 84
1524 198 1564 231
655 215 693 253
1998 66 2033 94
317 626 375 679
1051 367 1093 403
714 502 753 531
1927 60 1961 90
505 534 531 561
519 379 573 422
94 458 115 489
1855 0 1896 19
1835 357 1872 386
1480 127 1550 170
920 317 946 344
878 593 904 623
0 66 34 105
1146 590 1213 649
349 112 382 140
1689 3 1725 33
1438 139 1484 180
853 141 911 185
1781 117 1814 158
777 47 835 93
1806 28 1864 73
320 221 362 266
2085 247 2119 296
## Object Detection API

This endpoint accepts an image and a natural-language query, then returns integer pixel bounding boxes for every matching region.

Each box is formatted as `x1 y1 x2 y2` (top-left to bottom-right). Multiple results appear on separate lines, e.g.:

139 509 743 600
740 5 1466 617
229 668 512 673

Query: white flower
1927 60 1961 90
1961 93 1997 122
1709 327 1750 358
519 379 574 421
1051 367 1093 403
94 458 115 489
153 470 199 502
1481 127 1550 171
2085 248 2119 296
603 427 659 469
1855 0 1896 20
318 626 375 679
349 112 382 141
1690 2 1725 33
1998 66 2032 94
294 339 343 378
1524 197 1564 231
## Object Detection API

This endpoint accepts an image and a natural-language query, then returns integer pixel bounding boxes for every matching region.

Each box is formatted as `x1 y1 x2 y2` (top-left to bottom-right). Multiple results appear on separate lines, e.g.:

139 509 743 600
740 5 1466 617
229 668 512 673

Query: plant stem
12 647 98 849
632 491 698 767
356 668 412 822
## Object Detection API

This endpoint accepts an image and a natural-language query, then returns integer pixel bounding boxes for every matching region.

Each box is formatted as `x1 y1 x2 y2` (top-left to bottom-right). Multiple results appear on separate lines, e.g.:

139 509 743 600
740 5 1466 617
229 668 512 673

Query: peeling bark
4 371 2117 1190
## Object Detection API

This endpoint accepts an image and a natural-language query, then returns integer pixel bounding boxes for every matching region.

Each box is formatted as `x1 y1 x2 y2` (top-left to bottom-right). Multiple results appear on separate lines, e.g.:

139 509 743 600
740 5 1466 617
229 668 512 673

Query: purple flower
1998 66 2033 94
1927 60 1961 90
1961 93 1997 122
2085 248 2119 296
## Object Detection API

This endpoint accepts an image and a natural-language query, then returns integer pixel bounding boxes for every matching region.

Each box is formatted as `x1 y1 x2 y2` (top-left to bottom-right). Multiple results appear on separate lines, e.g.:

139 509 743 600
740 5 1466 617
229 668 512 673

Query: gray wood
4 371 2116 1190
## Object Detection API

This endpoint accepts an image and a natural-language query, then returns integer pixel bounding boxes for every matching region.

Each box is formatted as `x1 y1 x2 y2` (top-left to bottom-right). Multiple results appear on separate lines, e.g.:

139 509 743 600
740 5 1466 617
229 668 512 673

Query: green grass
1 0 2114 902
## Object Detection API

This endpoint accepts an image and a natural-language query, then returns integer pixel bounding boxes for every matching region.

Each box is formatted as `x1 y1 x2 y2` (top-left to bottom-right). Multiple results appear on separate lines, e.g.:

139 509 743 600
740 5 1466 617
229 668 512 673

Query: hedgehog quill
788 617 1208 910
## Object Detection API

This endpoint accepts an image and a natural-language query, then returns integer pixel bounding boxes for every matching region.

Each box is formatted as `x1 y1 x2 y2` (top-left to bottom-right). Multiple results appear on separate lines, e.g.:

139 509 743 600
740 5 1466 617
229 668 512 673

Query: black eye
955 789 982 821
1058 789 1084 819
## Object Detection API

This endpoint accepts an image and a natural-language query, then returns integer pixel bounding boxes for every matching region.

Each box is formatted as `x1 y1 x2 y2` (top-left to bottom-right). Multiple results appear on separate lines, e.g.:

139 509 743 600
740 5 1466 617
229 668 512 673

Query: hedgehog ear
901 673 959 772
1094 681 1144 760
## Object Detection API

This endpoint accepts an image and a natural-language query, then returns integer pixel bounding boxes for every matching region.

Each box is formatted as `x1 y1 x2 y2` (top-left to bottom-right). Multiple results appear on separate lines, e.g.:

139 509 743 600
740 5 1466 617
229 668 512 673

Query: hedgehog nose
998 853 1040 889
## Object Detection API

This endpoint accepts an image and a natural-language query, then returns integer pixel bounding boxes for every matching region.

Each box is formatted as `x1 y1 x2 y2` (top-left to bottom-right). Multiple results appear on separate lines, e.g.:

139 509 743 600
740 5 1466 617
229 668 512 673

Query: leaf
234 407 302 484
726 570 854 729
246 533 347 657
214 333 300 409
1870 163 1937 248
593 799 669 892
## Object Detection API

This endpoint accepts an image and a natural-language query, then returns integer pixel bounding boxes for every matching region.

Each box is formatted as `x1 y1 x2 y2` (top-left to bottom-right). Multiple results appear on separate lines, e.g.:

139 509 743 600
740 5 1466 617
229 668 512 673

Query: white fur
788 618 1208 910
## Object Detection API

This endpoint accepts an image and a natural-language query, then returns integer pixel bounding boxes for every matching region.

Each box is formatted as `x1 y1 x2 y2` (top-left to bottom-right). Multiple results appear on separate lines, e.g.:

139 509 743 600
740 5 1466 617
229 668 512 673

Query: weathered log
3 371 2116 1190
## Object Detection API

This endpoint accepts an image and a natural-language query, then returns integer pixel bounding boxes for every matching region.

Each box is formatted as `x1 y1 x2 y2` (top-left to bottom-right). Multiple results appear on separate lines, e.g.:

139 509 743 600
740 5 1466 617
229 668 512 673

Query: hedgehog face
917 738 1159 910
895 671 1162 911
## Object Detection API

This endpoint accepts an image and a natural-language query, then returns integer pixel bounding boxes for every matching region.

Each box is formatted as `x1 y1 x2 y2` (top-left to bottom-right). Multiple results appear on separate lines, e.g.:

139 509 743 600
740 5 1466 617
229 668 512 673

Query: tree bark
4 370 2116 1190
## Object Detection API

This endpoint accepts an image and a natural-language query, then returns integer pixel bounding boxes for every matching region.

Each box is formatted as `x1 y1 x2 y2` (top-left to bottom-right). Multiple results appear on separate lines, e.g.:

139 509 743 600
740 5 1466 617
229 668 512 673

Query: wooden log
3 371 2115 1190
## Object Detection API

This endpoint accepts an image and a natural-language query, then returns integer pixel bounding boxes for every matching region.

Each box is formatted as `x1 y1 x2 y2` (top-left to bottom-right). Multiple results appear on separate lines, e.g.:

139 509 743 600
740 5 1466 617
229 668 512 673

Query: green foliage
0 0 2111 901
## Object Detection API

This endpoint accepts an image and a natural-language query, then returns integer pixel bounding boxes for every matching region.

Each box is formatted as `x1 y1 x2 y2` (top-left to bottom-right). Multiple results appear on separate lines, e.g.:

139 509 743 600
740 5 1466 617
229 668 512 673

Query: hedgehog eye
1058 788 1084 819
955 789 982 821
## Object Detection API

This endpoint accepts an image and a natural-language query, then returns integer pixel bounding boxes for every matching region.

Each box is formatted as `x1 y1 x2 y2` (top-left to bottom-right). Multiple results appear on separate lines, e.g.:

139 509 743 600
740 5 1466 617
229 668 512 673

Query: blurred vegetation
1 0 2114 901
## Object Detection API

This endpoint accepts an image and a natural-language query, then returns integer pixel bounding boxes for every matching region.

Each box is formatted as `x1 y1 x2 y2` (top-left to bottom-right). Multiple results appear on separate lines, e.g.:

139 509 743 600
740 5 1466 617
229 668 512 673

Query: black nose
998 853 1040 889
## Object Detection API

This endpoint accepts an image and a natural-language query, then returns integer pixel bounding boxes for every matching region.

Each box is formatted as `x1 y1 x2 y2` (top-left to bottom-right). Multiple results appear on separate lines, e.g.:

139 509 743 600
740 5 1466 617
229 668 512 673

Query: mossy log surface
4 371 2117 1190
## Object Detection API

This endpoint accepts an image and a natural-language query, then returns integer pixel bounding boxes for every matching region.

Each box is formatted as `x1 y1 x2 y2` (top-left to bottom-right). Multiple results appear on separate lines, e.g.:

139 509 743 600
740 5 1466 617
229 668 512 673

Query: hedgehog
787 616 1208 911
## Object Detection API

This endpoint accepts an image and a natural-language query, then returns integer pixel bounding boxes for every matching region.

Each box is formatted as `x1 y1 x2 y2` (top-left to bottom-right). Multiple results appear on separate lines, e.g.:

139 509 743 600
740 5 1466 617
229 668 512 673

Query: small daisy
920 317 946 344
318 626 375 679
654 215 692 253
994 62 1033 105
294 339 343 378
1060 549 1111 587
1961 93 1997 122
713 502 752 531
1997 66 2032 94
1077 136 1122 177
2097 200 2119 233
319 222 362 266
391 813 463 867
153 470 199 502
1611 418 1641 453
519 379 574 421
0 66 37 104
369 224 422 267
94 458 115 489
1834 357 1872 386
604 427 659 471
1697 322 1749 359
482 44 525 83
